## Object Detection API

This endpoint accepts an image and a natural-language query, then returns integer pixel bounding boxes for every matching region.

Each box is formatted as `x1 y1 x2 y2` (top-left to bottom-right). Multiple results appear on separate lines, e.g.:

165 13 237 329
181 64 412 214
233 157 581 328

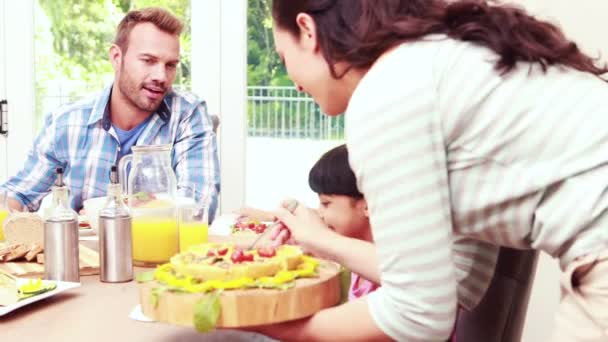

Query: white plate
209 214 276 238
0 279 80 317
78 228 96 237
209 214 239 236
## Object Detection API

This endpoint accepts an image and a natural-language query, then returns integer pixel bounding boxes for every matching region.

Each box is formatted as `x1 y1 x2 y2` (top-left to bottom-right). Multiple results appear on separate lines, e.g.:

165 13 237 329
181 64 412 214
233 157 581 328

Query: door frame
192 0 247 215
0 0 7 182
0 0 36 183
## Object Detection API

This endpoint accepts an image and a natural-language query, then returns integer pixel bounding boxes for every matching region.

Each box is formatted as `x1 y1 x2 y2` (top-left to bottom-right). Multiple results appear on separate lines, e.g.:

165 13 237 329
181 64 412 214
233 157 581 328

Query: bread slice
3 213 44 248
4 244 29 262
0 243 44 263
25 243 44 262
0 244 13 261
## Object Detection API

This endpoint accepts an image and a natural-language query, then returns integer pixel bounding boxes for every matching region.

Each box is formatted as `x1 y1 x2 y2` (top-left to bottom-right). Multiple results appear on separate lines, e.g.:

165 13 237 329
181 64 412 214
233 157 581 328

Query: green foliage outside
246 0 290 87
245 0 343 139
34 0 343 139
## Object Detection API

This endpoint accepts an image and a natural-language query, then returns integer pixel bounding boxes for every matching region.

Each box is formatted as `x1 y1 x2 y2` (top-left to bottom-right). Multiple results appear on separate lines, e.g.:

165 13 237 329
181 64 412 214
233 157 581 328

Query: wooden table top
1 239 276 342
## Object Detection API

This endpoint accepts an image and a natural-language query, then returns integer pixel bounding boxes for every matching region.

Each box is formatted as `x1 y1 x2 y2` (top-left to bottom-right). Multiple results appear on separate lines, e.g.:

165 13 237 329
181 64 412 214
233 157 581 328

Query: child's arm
273 204 381 284
322 235 381 284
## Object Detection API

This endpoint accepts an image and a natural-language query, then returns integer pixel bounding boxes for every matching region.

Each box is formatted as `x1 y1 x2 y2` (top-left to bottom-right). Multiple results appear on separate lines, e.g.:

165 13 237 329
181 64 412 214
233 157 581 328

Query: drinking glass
177 183 209 252
0 191 11 241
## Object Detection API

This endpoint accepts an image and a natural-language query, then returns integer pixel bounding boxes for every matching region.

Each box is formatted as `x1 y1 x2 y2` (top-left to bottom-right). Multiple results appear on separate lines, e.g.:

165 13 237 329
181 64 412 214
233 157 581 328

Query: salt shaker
44 167 80 282
98 166 133 283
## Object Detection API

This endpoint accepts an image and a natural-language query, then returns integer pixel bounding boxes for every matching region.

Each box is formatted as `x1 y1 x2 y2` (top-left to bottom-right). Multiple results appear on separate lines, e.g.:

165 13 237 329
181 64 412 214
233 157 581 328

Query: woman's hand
271 199 341 258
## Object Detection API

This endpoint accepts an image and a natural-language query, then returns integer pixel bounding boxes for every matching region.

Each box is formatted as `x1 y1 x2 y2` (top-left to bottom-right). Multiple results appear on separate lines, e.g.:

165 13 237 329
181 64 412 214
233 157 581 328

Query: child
309 145 473 341
242 145 494 341
238 144 379 299
306 144 379 300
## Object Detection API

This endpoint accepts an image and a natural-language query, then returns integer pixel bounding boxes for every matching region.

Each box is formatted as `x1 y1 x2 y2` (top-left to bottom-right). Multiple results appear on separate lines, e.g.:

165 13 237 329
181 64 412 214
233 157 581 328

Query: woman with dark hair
263 0 608 341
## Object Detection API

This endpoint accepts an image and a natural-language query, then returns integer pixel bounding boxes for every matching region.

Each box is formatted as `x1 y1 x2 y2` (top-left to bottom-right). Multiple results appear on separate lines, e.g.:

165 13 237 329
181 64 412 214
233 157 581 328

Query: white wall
516 0 608 60
513 1 608 341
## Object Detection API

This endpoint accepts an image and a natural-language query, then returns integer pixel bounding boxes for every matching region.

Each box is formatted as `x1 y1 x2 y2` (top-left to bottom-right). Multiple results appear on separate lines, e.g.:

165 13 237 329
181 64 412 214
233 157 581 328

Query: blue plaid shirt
0 84 220 219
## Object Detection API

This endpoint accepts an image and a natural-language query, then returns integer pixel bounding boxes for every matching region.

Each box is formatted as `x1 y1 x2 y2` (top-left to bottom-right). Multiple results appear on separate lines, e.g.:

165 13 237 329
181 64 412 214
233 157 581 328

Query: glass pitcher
118 144 178 266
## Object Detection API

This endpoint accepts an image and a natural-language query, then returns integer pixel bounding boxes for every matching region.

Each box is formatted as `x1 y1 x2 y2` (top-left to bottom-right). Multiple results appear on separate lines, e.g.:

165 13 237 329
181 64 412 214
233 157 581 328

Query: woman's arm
343 43 459 340
251 297 390 342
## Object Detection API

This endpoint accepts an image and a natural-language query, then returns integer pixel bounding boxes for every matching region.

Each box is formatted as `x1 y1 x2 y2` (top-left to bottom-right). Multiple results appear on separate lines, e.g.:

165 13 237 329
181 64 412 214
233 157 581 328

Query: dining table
1 238 277 342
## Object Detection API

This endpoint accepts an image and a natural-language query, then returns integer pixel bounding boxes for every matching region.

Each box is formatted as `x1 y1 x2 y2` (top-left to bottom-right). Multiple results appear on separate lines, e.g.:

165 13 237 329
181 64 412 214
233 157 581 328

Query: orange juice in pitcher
118 144 179 266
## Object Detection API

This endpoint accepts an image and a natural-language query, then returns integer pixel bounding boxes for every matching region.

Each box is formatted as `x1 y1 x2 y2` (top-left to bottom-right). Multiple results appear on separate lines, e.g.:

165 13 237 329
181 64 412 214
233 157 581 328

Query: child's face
317 194 371 241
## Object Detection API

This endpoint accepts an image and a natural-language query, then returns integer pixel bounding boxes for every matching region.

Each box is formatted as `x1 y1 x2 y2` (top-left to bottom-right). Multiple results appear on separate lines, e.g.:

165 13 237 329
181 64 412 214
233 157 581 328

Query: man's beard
117 65 167 113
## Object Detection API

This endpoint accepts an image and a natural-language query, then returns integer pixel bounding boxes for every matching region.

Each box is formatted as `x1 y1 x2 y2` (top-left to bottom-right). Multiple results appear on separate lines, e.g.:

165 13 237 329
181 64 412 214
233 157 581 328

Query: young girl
244 144 492 340
306 144 380 301
237 144 381 299
266 1 608 341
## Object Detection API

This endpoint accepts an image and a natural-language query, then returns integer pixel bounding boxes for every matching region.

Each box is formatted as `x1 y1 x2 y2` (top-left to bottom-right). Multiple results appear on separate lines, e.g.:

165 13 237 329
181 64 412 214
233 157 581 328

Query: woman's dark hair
309 144 363 198
272 0 608 79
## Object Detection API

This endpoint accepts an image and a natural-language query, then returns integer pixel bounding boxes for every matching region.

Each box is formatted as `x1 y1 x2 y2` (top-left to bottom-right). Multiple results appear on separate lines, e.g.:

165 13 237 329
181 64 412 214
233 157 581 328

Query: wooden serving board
139 259 342 328
0 244 100 277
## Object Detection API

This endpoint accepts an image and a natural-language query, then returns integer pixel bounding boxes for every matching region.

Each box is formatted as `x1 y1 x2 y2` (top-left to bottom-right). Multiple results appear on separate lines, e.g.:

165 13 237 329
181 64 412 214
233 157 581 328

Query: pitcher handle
117 154 133 196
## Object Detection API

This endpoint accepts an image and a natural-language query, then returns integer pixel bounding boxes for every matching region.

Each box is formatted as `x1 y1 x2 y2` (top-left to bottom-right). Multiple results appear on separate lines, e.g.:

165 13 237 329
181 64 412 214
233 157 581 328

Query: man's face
115 22 180 113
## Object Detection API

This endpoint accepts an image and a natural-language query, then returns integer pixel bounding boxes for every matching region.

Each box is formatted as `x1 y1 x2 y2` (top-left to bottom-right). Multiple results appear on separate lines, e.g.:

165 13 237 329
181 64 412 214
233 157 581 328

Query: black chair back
454 248 539 342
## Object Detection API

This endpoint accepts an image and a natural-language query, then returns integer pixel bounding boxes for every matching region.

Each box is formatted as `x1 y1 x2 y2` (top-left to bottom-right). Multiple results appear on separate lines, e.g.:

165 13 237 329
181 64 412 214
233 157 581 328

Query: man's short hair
114 7 183 52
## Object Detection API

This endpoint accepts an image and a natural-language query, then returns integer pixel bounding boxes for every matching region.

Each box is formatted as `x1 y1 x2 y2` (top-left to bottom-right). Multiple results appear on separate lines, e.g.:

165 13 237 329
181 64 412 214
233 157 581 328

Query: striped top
346 36 608 341
0 85 220 219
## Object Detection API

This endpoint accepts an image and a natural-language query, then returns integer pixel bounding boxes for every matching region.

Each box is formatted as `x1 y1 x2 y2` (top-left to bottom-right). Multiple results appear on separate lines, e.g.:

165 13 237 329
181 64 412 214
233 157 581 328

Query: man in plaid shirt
0 8 220 220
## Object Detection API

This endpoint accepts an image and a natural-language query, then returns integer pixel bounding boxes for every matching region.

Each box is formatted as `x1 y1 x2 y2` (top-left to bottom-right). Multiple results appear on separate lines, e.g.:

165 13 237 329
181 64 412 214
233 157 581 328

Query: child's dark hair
309 144 363 198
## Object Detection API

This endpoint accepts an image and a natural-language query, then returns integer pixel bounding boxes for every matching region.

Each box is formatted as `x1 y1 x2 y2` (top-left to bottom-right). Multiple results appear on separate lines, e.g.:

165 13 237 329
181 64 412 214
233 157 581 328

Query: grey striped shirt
346 36 608 341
